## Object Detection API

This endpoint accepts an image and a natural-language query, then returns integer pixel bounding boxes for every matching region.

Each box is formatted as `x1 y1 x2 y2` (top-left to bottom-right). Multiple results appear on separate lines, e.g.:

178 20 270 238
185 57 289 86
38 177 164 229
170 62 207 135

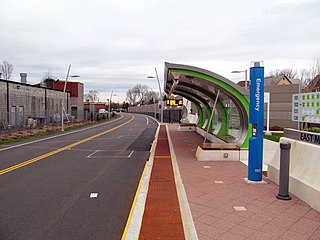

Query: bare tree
126 88 138 105
300 57 320 85
144 90 159 104
268 68 298 79
84 90 99 102
126 84 150 105
1 61 14 80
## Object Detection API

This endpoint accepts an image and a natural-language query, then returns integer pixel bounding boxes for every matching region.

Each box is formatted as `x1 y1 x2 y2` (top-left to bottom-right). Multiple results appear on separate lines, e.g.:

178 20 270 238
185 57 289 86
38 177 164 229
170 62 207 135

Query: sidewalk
166 124 320 240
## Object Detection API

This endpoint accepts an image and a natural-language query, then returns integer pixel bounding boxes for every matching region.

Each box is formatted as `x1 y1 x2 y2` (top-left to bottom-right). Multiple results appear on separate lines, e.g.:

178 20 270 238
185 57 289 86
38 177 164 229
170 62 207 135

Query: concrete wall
129 104 159 114
128 104 160 119
128 104 182 123
268 137 320 211
0 81 7 117
264 84 299 129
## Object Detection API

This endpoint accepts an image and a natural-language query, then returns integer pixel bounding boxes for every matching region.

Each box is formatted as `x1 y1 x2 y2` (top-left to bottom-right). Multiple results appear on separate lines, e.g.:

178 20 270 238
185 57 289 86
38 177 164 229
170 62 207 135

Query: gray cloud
1 0 319 101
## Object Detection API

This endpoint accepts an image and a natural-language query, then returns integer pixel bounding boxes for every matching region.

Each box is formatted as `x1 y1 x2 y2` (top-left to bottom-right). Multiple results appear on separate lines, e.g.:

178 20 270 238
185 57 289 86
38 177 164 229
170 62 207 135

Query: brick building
44 80 84 121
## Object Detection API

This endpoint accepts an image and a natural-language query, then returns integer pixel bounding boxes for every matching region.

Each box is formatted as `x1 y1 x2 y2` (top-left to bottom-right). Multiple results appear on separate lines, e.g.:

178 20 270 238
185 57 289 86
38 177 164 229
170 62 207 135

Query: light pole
147 67 163 123
231 69 248 90
108 90 116 120
61 64 80 131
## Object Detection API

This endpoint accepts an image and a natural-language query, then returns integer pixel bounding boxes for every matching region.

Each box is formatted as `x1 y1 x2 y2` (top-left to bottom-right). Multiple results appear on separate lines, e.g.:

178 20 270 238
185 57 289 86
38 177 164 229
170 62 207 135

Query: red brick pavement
167 124 320 240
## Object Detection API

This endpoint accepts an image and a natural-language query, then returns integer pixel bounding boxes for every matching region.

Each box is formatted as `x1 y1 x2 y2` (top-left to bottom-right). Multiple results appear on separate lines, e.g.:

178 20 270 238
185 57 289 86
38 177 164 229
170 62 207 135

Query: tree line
126 84 159 106
267 57 320 85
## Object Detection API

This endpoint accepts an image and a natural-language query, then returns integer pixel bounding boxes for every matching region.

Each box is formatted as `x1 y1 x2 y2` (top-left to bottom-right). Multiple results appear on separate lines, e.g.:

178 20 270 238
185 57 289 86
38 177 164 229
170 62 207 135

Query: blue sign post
248 61 264 181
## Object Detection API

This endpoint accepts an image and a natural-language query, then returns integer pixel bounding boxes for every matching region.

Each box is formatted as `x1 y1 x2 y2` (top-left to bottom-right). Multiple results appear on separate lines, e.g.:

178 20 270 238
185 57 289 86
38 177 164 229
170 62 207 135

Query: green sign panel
292 92 320 123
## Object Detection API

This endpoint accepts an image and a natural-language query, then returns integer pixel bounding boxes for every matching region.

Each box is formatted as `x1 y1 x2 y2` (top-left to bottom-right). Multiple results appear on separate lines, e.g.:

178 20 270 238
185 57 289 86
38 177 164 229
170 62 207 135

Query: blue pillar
248 61 264 181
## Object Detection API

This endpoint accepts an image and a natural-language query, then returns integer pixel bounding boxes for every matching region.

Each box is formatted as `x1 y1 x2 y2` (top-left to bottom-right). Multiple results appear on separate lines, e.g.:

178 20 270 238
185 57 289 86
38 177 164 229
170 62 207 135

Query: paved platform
146 124 320 240
135 124 320 240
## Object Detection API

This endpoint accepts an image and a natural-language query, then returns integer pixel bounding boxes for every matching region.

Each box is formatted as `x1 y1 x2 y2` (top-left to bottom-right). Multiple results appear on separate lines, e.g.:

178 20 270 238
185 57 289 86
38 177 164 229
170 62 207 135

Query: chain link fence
0 109 89 133
0 109 116 134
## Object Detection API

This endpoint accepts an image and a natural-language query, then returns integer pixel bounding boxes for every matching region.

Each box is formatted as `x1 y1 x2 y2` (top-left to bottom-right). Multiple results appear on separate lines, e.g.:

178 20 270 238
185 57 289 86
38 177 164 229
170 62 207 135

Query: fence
0 109 116 134
0 110 88 133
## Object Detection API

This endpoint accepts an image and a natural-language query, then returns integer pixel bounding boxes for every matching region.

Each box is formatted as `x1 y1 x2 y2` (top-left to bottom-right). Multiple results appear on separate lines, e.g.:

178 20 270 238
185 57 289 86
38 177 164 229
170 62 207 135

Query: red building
44 79 84 121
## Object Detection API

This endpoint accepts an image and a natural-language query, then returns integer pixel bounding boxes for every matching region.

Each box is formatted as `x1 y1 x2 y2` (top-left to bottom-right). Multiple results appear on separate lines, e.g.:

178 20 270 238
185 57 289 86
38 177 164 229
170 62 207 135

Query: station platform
125 124 320 240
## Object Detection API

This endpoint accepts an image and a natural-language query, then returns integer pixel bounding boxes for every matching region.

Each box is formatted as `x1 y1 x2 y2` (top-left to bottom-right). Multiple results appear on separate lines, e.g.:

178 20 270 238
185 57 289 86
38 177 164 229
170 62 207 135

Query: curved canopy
164 62 251 148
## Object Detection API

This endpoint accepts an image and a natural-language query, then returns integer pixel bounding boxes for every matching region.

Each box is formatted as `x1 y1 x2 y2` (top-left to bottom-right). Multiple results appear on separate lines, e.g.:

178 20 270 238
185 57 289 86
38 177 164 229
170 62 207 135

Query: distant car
98 109 108 113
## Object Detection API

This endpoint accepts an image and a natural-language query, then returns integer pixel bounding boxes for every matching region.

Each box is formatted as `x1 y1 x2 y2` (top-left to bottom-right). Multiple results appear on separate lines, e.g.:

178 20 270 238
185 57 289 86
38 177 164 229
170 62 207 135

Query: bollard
276 142 292 200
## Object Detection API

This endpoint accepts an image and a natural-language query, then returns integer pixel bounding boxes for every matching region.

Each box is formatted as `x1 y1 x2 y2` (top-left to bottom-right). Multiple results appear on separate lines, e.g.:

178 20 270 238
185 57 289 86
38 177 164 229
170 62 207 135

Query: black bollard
276 142 292 200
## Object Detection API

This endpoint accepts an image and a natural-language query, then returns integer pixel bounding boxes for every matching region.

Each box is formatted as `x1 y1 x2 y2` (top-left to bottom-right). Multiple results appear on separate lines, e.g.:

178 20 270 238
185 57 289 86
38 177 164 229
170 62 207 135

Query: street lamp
147 67 163 123
108 90 116 120
231 69 248 90
61 64 80 131
151 89 157 119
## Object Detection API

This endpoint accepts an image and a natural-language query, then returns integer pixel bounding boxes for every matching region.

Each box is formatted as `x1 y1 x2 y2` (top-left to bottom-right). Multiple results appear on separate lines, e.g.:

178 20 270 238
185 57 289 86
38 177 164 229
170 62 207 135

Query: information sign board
292 92 320 123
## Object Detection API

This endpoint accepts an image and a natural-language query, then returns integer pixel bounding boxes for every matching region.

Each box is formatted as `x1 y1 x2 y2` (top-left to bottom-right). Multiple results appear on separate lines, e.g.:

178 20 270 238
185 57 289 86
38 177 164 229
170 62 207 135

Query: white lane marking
127 151 134 158
89 155 129 159
117 135 122 139
87 150 99 158
90 193 98 198
0 115 125 152
145 116 149 125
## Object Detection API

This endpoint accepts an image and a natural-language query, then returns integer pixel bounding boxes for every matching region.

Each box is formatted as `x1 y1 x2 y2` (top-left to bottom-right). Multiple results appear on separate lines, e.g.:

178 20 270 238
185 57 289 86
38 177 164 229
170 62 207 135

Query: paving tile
267 216 295 230
309 229 320 240
283 203 312 217
211 219 236 232
278 230 310 240
289 217 320 235
247 213 274 224
198 233 213 240
191 210 203 219
218 232 247 240
239 218 266 230
272 199 296 210
207 197 231 208
245 231 280 240
256 194 278 204
296 199 311 206
244 203 268 213
197 214 219 225
221 212 250 224
190 203 214 214
260 223 287 239
228 224 260 238
256 205 283 218
304 209 320 222
196 224 226 239
272 212 301 223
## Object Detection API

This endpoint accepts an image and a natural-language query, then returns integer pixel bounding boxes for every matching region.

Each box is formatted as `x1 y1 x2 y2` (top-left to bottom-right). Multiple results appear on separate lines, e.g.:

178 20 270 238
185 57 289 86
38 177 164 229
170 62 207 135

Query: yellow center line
0 116 134 176
121 161 147 240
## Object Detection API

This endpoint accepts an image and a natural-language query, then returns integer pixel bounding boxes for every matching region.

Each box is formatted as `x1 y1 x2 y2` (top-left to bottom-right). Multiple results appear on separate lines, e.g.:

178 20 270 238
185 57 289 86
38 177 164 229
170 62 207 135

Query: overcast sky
1 0 319 102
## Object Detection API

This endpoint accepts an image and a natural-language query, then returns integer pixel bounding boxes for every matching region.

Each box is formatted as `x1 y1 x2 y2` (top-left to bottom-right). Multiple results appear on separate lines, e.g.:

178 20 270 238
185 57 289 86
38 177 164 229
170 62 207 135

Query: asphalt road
0 113 157 240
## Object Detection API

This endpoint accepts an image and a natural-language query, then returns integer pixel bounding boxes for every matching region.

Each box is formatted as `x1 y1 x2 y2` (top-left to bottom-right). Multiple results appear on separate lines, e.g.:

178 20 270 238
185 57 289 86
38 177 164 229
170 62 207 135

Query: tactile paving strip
139 125 185 240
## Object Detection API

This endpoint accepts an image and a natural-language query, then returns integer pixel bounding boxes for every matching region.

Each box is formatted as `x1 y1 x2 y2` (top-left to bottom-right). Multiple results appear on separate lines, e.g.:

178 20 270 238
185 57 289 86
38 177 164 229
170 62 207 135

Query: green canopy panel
164 62 251 148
